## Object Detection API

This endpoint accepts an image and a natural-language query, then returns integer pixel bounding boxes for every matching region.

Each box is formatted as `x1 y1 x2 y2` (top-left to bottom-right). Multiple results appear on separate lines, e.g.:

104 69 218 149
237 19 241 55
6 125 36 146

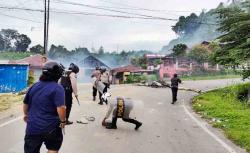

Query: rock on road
0 79 247 153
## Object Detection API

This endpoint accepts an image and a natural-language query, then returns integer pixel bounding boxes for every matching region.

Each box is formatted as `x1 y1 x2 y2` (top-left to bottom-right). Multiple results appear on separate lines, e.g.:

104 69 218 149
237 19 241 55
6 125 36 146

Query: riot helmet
42 61 64 81
69 63 79 74
95 66 100 70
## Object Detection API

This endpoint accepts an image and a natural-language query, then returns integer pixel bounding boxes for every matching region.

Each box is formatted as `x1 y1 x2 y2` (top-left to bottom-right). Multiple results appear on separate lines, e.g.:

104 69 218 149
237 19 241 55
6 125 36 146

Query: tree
131 56 147 69
15 34 31 52
30 44 44 54
188 45 210 64
0 29 18 51
48 44 69 59
172 43 188 57
98 46 104 55
213 3 250 79
172 13 201 35
0 35 4 51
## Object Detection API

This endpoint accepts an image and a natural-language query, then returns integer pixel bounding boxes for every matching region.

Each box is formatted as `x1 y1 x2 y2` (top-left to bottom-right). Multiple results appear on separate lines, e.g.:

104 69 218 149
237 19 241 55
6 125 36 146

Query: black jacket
171 77 181 88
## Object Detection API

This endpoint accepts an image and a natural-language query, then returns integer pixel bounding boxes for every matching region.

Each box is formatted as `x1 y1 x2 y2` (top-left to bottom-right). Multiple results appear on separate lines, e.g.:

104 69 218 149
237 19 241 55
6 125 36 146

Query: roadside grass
192 82 250 152
181 74 241 81
0 94 24 112
0 52 34 60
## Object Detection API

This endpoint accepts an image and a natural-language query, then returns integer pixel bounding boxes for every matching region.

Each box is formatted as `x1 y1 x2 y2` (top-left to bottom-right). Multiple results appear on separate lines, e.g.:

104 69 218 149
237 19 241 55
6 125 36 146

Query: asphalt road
0 79 248 153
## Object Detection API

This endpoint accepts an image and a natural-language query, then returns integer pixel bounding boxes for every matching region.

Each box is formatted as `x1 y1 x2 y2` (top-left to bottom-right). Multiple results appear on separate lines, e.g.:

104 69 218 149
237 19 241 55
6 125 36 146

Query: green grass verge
0 94 24 112
0 52 35 60
181 74 241 81
192 82 250 152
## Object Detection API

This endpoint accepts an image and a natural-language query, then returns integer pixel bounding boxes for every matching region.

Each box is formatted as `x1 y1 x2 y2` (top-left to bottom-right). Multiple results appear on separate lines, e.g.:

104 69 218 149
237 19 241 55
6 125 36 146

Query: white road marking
182 104 237 153
0 116 22 128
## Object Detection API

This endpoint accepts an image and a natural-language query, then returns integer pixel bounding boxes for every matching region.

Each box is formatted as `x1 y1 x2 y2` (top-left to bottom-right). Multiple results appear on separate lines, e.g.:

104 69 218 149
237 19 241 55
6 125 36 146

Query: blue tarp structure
0 64 29 93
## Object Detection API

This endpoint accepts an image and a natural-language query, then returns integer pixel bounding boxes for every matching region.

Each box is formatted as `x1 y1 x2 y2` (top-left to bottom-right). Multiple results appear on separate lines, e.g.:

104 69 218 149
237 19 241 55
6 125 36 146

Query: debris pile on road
137 80 202 93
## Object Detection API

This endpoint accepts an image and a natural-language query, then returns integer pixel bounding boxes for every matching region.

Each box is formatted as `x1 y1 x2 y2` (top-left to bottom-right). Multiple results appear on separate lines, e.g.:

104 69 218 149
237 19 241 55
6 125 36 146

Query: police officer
101 93 142 130
91 67 102 104
171 73 182 104
23 61 66 153
59 63 79 125
100 68 110 105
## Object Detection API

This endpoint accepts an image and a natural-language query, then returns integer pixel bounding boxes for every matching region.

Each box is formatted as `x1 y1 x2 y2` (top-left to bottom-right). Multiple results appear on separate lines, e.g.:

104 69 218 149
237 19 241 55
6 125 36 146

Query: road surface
0 79 247 153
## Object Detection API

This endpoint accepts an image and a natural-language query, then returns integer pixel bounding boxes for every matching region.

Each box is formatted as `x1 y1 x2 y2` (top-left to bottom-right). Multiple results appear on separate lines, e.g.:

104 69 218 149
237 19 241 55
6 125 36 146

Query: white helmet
101 92 111 101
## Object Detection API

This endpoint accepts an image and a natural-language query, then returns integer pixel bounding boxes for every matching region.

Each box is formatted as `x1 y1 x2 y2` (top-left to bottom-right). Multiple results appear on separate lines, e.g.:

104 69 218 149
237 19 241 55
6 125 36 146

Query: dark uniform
171 74 182 104
59 63 79 125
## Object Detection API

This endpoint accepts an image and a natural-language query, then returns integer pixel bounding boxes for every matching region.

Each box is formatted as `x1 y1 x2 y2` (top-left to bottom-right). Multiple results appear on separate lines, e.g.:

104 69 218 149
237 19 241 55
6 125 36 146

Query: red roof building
9 54 47 69
111 65 147 84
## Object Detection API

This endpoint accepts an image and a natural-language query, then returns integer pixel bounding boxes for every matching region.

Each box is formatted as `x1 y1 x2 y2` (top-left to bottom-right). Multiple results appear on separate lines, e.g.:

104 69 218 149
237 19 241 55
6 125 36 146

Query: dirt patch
0 94 24 112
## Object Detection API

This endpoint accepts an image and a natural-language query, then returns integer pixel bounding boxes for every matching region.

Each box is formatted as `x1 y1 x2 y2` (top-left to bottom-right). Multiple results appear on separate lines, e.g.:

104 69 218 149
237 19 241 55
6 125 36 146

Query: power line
97 0 201 13
0 12 42 23
51 0 178 21
50 0 217 25
0 5 176 21
0 5 218 25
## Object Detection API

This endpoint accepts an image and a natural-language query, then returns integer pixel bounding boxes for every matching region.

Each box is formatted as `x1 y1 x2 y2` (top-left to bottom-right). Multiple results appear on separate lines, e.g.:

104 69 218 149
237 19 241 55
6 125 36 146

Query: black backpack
60 71 72 91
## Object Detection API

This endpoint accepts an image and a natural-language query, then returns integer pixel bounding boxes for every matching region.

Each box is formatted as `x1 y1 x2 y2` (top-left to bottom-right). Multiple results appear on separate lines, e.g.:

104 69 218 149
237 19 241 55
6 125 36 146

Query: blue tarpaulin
0 64 29 93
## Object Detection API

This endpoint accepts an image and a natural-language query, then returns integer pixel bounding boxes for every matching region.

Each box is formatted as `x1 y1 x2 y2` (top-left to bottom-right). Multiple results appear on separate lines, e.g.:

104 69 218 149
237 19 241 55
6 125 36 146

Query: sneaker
66 120 73 125
93 97 96 101
135 122 142 130
98 102 103 105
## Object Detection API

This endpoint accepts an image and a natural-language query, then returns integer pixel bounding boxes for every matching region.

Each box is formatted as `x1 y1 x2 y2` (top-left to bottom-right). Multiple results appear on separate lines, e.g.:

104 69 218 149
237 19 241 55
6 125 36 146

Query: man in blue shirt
23 61 66 153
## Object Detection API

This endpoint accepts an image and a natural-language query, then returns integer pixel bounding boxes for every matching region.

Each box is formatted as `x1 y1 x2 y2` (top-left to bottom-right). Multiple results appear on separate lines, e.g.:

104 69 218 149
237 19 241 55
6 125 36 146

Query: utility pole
46 0 50 55
43 0 50 55
43 0 47 55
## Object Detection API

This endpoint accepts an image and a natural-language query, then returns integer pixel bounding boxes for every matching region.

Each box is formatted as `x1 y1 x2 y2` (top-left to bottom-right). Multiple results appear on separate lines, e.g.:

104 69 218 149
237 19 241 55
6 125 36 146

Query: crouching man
101 93 142 130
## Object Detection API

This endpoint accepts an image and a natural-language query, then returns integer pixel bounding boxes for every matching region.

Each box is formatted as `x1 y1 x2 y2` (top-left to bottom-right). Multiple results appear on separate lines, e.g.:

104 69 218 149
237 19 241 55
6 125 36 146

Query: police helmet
69 63 79 74
95 66 100 70
42 61 64 81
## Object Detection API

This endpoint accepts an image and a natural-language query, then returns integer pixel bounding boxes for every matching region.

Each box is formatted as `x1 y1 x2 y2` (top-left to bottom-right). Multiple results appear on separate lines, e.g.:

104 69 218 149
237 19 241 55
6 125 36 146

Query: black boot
66 120 73 125
106 117 117 129
106 124 117 129
135 122 142 130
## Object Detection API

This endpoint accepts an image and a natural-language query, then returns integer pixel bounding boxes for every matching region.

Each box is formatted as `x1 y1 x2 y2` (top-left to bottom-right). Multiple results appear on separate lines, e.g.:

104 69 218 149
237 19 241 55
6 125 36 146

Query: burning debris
138 80 202 93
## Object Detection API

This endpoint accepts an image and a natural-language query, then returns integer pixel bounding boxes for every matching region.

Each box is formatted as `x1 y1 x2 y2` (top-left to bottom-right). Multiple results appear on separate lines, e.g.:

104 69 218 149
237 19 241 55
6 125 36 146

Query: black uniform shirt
171 77 182 88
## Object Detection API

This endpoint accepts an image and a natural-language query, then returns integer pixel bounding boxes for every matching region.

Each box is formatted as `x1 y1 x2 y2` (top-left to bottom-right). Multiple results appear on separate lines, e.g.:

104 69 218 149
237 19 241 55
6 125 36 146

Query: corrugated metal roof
8 54 45 69
112 65 142 73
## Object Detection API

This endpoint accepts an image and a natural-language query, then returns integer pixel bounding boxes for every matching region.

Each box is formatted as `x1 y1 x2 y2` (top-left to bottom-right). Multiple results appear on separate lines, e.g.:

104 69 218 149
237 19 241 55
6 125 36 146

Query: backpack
60 70 72 91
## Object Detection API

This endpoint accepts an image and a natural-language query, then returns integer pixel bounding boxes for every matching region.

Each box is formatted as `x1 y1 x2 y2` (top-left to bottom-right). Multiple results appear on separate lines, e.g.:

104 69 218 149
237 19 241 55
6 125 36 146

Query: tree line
171 0 250 79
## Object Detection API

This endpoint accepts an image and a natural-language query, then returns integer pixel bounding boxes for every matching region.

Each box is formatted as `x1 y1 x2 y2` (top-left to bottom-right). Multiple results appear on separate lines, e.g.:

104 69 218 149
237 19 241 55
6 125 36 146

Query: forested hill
161 3 223 53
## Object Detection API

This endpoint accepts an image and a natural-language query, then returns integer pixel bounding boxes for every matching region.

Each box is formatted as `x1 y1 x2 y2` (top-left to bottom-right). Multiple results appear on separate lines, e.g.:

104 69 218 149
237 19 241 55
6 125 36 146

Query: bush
125 74 147 84
28 70 35 86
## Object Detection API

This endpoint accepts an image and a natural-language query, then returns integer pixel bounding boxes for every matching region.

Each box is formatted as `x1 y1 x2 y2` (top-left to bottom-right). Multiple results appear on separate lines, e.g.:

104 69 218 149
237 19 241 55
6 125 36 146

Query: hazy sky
0 0 228 52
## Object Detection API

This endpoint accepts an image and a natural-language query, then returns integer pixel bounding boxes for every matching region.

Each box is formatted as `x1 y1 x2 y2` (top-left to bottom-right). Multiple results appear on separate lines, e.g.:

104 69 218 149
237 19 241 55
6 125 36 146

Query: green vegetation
172 43 187 57
0 29 31 52
211 2 250 79
125 75 147 84
193 82 250 151
125 74 158 84
0 52 34 60
0 94 24 112
28 70 35 86
188 45 211 64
